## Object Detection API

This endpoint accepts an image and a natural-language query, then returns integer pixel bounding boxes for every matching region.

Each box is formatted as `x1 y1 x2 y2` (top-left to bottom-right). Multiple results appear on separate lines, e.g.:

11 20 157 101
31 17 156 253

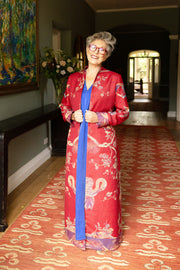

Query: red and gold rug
0 126 180 269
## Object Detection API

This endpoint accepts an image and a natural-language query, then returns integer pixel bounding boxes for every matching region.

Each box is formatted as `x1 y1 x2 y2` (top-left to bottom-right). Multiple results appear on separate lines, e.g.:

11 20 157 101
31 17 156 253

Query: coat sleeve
59 76 73 124
97 74 129 127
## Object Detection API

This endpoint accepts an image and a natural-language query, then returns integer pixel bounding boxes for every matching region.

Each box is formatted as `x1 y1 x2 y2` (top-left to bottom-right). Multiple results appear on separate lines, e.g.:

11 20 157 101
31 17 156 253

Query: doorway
128 50 160 100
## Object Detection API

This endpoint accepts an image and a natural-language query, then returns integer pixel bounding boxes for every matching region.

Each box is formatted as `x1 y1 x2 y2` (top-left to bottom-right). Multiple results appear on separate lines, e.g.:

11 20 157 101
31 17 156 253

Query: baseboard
167 111 176 118
8 147 51 194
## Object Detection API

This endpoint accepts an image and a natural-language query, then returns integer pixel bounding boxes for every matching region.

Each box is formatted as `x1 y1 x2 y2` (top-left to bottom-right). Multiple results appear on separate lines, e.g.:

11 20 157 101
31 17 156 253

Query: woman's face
86 39 108 66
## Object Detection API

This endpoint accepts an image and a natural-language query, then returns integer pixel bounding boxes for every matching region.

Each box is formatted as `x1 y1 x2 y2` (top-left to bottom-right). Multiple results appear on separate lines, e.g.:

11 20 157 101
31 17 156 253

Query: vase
53 77 68 106
55 84 63 105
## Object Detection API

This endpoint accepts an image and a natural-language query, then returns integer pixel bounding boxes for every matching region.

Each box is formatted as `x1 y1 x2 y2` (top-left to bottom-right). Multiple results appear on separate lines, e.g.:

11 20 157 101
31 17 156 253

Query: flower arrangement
41 47 79 104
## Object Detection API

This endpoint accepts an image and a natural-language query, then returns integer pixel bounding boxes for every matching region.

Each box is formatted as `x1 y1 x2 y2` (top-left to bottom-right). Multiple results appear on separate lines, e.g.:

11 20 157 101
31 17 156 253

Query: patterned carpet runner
0 125 180 269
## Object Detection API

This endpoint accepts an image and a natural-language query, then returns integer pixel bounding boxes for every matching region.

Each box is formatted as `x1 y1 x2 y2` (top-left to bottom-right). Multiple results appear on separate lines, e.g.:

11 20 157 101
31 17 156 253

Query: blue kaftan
75 82 93 240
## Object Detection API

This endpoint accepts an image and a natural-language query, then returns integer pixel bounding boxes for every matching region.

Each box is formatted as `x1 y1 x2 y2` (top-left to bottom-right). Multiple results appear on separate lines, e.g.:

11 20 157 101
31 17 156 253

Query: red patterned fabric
60 67 129 250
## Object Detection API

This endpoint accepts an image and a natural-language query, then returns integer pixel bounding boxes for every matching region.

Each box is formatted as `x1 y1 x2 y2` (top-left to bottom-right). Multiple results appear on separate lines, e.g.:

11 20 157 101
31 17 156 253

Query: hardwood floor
0 111 180 238
0 156 65 238
125 111 180 151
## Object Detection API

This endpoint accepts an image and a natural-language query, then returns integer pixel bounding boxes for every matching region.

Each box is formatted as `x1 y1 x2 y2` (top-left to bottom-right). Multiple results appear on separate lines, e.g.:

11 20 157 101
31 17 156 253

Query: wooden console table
0 103 60 232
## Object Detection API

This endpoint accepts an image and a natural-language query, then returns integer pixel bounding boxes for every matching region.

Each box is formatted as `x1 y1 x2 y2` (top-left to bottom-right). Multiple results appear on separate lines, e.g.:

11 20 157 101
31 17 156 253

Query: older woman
60 31 129 251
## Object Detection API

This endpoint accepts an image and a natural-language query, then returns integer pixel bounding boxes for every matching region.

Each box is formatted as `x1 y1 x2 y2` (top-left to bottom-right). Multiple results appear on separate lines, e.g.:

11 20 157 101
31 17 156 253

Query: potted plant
41 47 79 104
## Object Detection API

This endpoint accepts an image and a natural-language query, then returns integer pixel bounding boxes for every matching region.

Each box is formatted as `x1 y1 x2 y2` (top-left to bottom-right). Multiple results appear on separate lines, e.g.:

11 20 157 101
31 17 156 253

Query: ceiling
84 0 180 12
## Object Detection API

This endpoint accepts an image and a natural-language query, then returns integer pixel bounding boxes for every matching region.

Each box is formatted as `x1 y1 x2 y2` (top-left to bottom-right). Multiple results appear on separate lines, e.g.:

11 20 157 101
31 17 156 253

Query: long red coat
60 67 129 250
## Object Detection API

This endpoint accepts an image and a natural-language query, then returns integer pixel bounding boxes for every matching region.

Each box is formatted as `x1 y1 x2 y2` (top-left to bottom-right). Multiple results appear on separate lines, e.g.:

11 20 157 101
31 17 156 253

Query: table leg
0 136 8 231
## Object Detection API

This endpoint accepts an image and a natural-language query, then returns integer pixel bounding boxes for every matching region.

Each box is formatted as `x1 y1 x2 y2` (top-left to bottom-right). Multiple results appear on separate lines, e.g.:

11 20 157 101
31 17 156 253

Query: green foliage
41 48 78 87
40 47 79 102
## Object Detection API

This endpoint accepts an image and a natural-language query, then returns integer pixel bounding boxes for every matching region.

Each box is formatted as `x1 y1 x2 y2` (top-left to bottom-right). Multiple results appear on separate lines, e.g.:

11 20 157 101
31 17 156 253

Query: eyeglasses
89 44 107 55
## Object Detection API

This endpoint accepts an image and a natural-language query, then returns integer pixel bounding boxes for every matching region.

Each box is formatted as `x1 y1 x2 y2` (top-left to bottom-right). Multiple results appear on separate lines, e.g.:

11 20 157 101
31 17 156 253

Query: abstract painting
0 0 39 95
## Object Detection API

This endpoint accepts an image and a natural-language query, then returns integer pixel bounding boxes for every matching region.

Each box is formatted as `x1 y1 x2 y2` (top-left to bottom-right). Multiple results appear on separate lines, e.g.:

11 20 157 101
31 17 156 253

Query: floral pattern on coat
60 67 129 250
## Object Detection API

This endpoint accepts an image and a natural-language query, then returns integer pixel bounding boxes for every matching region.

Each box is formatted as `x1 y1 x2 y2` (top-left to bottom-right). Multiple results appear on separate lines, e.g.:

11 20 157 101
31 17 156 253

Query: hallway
0 111 179 239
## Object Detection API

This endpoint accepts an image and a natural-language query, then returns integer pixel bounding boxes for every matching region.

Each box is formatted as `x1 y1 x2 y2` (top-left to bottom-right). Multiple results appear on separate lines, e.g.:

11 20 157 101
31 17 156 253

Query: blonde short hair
86 31 116 56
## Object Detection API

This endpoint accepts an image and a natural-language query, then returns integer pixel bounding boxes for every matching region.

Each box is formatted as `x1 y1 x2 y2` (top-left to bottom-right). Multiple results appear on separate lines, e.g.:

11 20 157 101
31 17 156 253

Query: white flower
42 61 47 68
56 69 60 73
67 59 71 63
56 65 60 68
67 66 74 73
60 70 66 75
60 60 66 66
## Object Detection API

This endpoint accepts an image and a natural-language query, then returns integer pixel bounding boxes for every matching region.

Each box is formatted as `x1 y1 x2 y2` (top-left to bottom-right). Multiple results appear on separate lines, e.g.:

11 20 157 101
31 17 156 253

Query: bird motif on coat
67 175 107 210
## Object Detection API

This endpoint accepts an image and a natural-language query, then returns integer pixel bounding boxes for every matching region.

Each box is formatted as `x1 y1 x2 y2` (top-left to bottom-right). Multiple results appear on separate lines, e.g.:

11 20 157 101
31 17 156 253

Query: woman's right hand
72 109 83 123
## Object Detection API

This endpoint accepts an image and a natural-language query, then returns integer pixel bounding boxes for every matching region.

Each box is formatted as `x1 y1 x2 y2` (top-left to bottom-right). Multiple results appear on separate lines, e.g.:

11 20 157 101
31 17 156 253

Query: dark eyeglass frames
89 44 107 55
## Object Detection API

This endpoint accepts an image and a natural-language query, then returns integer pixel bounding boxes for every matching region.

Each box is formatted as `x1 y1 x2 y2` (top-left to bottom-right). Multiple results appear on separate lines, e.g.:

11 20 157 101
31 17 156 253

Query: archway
128 50 160 100
105 24 170 110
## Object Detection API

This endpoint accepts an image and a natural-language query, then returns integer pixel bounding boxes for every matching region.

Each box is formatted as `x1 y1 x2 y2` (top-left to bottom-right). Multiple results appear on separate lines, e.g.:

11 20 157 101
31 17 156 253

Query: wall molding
169 35 179 40
167 111 176 118
97 5 178 13
8 147 51 194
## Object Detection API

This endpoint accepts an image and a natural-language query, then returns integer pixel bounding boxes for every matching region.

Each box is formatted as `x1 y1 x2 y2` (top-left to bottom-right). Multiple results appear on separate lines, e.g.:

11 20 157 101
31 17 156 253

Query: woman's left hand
85 110 98 123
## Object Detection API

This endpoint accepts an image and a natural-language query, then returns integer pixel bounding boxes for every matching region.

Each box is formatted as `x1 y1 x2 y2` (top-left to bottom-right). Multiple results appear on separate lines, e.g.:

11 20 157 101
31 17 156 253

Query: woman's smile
90 53 98 59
